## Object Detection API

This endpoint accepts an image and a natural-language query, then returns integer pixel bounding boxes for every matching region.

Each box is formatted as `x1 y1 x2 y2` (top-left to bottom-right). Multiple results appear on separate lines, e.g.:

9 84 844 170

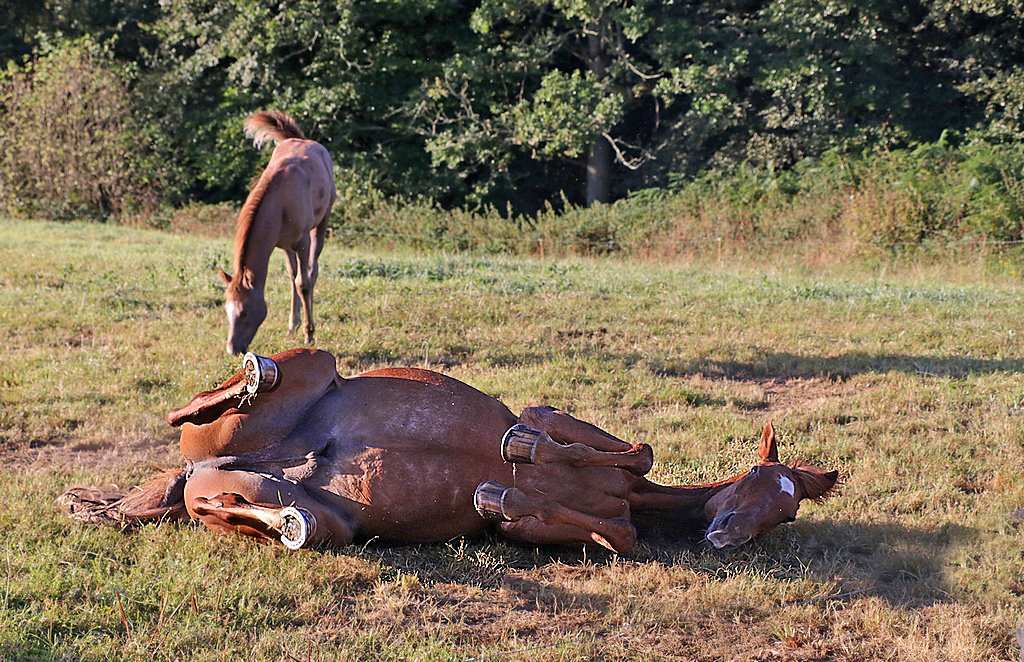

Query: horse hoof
474 481 510 520
279 506 316 549
243 353 280 394
501 424 546 464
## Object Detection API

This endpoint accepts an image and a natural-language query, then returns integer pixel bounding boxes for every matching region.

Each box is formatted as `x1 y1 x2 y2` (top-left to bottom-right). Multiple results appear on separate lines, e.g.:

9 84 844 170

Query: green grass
1 218 1023 660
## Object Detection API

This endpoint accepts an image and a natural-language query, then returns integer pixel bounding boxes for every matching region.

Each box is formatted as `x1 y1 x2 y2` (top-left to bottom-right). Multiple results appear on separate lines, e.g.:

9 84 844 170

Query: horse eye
239 311 248 319
749 466 760 476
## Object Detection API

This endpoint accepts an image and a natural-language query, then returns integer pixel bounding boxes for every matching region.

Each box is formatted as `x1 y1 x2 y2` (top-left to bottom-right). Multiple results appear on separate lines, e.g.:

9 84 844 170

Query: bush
0 37 156 220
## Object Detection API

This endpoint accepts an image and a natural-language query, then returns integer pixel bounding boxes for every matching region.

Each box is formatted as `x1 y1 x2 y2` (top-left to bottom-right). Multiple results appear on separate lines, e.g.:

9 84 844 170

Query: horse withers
60 350 838 553
220 111 336 354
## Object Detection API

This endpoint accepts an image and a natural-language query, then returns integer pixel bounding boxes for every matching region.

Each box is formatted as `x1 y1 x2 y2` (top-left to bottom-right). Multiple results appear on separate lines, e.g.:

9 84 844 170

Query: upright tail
59 468 189 528
243 110 306 149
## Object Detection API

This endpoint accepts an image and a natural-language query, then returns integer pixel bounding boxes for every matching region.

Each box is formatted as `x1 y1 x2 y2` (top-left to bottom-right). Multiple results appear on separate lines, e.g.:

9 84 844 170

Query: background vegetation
3 0 1024 232
1 219 1022 659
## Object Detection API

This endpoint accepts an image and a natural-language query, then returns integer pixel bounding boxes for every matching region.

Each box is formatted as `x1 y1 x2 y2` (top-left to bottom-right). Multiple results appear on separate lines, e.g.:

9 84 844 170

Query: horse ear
792 466 839 501
219 269 233 285
758 421 779 463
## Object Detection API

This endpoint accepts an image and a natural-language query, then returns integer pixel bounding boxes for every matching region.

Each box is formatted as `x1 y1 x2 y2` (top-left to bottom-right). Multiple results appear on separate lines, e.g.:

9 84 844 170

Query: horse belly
324 446 513 542
301 371 520 541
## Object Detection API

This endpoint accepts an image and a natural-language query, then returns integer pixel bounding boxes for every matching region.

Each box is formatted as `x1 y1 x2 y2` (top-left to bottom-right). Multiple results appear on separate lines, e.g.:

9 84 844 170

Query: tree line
2 0 1024 221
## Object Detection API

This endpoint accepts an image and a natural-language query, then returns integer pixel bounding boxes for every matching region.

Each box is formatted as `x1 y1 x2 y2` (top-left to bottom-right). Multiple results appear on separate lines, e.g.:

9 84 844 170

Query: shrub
0 37 156 220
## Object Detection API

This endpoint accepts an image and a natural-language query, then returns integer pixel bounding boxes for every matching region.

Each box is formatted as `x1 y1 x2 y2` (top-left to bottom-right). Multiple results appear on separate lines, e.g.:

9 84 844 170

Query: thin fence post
717 237 722 265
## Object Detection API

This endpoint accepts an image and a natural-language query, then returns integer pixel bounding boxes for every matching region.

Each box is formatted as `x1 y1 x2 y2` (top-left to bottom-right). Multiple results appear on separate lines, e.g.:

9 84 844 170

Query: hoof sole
501 424 545 464
280 506 316 550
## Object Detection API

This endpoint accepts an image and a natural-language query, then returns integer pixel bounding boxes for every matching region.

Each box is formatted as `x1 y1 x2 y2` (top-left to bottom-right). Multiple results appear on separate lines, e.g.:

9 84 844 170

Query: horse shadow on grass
638 516 985 609
656 352 1024 381
346 515 987 612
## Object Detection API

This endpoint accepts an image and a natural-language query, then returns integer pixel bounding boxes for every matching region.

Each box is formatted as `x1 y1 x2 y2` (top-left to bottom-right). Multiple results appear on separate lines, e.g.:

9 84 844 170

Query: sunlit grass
1 218 1023 660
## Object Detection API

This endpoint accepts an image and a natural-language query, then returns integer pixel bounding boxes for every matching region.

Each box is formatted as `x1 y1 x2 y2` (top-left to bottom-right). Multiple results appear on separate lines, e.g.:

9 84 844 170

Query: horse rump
58 468 189 528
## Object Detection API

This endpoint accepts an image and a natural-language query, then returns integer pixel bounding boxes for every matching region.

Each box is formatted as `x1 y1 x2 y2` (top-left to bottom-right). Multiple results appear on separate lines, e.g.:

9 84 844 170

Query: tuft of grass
1 218 1023 660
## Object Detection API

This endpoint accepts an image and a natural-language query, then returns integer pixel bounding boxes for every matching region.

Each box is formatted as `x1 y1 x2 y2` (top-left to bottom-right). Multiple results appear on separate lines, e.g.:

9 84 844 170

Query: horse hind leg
474 480 636 554
184 468 356 549
503 420 653 476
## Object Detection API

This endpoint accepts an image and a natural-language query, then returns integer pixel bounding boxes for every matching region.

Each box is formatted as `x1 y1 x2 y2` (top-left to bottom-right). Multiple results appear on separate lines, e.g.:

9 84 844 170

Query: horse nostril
716 512 735 530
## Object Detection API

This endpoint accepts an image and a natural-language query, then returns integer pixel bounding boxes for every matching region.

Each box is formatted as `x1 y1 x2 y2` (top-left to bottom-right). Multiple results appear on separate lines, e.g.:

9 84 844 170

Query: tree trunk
586 136 612 206
586 22 612 206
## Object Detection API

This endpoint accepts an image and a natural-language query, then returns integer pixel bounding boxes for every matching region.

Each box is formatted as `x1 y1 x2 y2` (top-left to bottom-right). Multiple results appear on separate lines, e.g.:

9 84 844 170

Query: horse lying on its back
61 349 838 553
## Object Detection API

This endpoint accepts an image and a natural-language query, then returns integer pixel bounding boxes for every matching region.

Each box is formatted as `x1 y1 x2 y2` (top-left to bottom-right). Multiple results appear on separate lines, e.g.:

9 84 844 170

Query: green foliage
0 37 157 220
5 0 1024 217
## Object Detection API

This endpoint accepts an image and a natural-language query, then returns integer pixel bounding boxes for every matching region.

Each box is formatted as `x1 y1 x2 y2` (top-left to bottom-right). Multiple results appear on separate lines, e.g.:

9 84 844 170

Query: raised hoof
628 443 655 476
591 516 637 555
279 506 316 550
474 481 511 520
501 424 546 464
243 353 280 394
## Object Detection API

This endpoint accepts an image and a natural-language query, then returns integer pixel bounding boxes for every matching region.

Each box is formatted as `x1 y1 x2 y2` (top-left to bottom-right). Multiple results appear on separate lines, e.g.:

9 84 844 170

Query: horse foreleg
503 418 653 476
499 518 630 553
184 468 357 549
518 406 639 452
287 245 316 345
474 480 636 553
284 249 303 338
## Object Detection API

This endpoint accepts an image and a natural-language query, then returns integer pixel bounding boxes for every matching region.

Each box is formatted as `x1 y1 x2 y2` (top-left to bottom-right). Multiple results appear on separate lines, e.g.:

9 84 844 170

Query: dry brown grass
1 218 1022 660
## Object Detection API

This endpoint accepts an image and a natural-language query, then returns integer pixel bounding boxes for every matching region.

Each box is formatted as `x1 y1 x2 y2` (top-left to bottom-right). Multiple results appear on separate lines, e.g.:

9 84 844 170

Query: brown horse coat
61 350 838 553
220 111 336 354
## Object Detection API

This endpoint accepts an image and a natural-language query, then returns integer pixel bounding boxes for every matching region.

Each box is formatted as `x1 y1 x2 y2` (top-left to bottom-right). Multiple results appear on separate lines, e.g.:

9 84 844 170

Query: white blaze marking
778 474 795 497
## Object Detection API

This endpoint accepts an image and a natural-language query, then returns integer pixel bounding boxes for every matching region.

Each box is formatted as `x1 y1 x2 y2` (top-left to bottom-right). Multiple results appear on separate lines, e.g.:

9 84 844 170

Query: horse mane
243 110 305 149
230 173 273 285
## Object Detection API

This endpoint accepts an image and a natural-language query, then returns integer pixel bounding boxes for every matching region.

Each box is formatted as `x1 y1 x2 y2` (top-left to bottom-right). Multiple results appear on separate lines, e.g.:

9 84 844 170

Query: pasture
1 218 1022 660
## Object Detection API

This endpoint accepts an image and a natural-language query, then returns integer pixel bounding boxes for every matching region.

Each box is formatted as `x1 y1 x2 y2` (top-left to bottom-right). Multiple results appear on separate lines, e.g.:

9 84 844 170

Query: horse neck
631 474 743 519
230 185 281 293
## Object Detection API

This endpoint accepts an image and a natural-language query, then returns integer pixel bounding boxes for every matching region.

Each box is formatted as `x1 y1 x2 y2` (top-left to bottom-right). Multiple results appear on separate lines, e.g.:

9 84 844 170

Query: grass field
1 218 1023 660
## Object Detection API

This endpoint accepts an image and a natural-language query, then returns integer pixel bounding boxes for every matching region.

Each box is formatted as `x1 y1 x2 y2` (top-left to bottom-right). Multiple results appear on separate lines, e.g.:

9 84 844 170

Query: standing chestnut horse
60 350 838 553
220 111 336 354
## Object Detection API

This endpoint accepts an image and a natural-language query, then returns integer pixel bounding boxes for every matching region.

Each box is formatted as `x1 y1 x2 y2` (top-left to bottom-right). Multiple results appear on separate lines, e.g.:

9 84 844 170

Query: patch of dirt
0 430 181 473
744 375 866 416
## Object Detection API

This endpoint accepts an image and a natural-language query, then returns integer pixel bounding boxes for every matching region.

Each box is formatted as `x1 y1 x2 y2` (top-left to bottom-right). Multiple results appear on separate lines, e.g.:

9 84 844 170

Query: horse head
221 268 267 355
704 422 838 549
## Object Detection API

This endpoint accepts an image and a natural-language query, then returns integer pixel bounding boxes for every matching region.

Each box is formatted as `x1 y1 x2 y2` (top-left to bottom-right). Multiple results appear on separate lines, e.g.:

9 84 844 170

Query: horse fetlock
279 506 317 550
501 424 548 464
